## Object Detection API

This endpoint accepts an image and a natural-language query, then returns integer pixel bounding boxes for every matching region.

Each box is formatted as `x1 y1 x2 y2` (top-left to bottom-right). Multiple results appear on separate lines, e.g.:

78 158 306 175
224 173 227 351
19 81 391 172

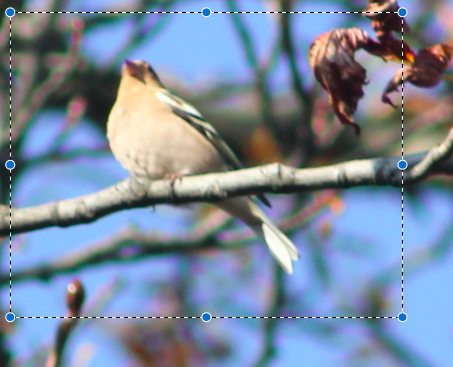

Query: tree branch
408 126 453 182
1 150 452 236
2 217 229 285
1 193 333 285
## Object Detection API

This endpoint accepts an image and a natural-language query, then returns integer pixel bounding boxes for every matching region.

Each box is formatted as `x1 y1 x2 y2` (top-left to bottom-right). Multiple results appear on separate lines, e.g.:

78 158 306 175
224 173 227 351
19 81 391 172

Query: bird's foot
164 171 189 186
165 171 189 203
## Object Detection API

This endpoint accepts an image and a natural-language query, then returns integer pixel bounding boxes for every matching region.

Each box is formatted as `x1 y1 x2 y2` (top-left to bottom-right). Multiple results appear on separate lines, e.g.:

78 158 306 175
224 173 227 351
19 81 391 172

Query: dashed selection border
401 17 405 314
7 15 12 314
5 8 406 321
16 11 395 14
16 316 397 319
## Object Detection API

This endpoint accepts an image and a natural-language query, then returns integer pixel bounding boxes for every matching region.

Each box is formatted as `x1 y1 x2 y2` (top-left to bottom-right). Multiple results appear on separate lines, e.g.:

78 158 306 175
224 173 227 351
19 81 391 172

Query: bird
107 59 299 273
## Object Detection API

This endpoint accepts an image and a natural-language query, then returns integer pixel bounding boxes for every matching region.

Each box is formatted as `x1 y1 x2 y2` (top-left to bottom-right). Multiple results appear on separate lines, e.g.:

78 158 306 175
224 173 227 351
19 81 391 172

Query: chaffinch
107 60 299 273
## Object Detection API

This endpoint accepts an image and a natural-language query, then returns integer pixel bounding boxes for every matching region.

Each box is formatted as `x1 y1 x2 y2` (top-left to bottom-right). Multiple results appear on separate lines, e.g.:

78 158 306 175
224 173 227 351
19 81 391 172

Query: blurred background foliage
0 0 453 366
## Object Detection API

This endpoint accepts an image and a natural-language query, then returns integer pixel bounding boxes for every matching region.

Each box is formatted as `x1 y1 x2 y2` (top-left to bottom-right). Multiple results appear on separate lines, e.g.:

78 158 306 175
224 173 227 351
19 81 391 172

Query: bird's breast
107 104 226 180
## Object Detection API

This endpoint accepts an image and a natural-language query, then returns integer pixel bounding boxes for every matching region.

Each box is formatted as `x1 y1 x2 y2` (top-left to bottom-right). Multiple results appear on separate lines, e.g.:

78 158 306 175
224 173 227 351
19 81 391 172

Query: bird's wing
156 89 243 170
156 89 271 208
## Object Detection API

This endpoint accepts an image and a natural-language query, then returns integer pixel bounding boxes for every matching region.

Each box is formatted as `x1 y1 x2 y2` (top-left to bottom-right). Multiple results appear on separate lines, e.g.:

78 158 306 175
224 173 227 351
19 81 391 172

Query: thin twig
408 126 453 181
252 263 284 367
0 193 334 285
3 17 82 146
45 279 85 367
225 0 279 140
278 0 315 164
0 212 233 284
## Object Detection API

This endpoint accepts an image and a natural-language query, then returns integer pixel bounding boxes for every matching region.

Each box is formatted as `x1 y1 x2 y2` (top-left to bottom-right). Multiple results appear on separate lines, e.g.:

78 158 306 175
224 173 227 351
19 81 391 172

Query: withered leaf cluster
382 43 453 106
309 0 453 135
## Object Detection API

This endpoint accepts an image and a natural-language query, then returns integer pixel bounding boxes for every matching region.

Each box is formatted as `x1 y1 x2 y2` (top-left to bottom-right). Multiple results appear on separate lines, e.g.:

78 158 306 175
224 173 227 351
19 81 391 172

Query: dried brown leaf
363 0 410 38
382 43 453 106
309 28 372 135
369 33 415 63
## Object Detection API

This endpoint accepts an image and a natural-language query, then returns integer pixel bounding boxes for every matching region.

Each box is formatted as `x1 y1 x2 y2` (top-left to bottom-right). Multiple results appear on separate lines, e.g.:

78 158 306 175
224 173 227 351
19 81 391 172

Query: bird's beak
124 59 139 77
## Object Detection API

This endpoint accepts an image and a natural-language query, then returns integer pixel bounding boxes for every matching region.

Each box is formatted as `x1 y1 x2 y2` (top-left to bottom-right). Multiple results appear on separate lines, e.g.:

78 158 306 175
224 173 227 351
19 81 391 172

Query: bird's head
122 59 162 87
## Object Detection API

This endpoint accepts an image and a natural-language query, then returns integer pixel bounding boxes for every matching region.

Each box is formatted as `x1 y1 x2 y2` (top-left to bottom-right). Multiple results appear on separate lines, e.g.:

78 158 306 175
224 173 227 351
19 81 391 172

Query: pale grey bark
1 148 452 236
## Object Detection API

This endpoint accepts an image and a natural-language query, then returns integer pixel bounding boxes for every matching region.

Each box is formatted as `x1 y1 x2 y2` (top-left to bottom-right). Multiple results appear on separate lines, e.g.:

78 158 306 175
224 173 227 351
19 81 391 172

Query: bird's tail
215 198 299 274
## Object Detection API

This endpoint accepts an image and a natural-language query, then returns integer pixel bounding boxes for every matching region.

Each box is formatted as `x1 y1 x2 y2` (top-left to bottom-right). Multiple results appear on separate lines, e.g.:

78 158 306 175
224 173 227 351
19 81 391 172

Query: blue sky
4 0 453 366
